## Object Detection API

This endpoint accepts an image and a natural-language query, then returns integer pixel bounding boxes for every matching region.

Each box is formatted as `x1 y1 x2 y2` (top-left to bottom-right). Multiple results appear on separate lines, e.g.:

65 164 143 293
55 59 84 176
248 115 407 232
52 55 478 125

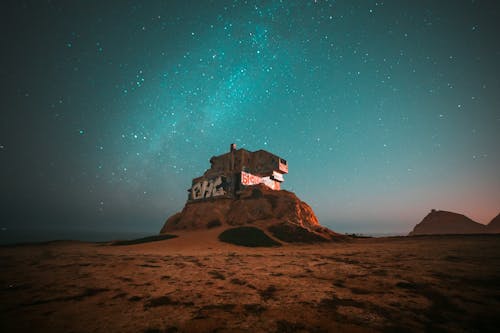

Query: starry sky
2 0 499 236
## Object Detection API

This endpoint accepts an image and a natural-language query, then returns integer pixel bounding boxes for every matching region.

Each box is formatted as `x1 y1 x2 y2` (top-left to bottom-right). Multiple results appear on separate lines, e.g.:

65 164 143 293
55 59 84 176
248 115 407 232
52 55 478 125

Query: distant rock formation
161 184 342 243
487 213 500 233
409 209 486 235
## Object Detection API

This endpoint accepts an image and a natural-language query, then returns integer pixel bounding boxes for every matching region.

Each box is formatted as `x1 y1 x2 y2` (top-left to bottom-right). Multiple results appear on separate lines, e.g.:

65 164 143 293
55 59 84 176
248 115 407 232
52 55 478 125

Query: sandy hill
161 184 343 245
487 213 500 233
409 210 486 236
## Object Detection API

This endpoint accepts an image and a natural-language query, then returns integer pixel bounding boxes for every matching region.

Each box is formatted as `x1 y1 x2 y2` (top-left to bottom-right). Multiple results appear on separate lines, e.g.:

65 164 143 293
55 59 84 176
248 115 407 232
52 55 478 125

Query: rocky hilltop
161 184 342 244
487 213 500 233
409 210 486 236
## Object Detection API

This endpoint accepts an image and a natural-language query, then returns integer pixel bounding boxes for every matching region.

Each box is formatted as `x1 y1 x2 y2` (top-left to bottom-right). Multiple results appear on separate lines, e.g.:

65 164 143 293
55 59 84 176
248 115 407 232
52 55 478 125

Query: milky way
1 1 499 235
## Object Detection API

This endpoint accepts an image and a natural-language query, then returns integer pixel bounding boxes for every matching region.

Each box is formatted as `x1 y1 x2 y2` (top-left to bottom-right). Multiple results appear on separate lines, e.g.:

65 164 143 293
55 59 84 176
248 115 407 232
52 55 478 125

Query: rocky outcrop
161 184 342 243
409 210 486 236
487 213 500 233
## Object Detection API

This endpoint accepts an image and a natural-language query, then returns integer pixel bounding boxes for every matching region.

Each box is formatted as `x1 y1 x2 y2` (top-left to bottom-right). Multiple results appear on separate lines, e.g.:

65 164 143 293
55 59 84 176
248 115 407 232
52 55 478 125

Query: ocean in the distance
0 228 154 245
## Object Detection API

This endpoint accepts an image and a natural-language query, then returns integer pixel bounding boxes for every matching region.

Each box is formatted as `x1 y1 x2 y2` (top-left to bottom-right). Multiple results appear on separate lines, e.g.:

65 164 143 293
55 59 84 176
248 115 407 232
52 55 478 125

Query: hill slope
487 213 500 233
161 184 343 243
409 210 486 235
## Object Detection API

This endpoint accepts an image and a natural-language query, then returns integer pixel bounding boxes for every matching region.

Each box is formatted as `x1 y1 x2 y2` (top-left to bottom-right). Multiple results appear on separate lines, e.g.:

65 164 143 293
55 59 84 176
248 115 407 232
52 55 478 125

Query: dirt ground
1 230 499 332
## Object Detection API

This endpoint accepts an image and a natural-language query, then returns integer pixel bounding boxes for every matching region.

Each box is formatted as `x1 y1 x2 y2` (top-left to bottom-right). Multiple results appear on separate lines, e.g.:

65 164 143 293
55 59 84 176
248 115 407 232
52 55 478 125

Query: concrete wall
187 148 287 201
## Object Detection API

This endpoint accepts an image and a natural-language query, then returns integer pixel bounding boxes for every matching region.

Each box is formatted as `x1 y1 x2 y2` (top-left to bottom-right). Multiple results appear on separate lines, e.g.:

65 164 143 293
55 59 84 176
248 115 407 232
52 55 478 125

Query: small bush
259 285 278 300
207 219 222 229
144 296 178 308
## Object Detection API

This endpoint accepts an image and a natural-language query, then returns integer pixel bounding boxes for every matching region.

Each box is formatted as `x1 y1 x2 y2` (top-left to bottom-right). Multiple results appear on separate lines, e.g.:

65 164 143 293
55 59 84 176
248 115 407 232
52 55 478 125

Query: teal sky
1 0 499 235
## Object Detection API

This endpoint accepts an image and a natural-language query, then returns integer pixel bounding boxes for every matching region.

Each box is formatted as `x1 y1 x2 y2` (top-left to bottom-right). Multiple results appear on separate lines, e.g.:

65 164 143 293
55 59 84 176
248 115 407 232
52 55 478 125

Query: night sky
2 0 499 236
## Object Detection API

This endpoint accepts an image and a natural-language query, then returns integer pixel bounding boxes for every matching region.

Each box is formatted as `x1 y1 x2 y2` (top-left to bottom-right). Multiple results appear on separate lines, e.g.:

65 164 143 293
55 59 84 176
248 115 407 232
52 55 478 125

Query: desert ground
1 229 499 333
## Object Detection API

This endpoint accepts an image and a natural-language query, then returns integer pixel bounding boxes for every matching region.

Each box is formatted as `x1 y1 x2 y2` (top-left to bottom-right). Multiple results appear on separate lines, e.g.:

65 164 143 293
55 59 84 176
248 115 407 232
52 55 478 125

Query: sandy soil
1 230 499 333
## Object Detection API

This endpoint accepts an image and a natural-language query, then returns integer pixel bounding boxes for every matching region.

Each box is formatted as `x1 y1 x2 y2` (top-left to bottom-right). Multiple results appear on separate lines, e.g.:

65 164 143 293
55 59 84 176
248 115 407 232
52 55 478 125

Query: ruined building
188 144 288 201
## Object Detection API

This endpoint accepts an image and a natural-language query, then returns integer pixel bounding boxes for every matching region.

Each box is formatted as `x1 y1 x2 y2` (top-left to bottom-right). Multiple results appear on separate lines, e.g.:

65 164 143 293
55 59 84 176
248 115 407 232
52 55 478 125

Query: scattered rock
243 303 266 314
208 270 226 280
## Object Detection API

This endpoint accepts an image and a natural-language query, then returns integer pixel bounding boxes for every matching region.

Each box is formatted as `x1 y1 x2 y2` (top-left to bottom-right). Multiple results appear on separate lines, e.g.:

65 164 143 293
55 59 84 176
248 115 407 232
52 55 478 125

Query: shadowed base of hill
268 223 330 243
110 234 178 246
218 227 281 247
